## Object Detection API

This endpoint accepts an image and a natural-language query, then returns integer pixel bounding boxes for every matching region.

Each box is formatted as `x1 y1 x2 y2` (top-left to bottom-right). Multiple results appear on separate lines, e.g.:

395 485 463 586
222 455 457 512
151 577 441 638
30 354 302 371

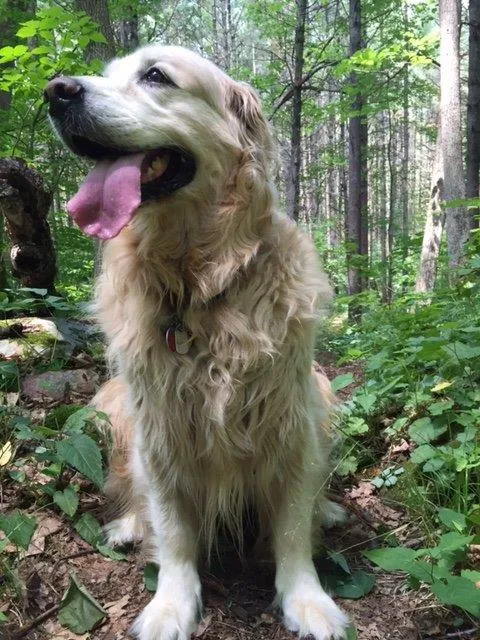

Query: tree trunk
0 158 56 292
286 0 307 222
440 0 469 270
118 7 139 52
385 112 396 304
75 0 116 62
401 71 410 290
415 123 445 293
347 0 368 317
379 113 388 301
466 0 480 227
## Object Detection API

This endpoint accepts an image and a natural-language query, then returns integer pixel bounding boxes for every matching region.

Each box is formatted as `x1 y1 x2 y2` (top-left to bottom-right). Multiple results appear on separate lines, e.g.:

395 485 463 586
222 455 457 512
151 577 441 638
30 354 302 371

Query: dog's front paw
279 574 349 640
104 513 143 547
131 573 201 640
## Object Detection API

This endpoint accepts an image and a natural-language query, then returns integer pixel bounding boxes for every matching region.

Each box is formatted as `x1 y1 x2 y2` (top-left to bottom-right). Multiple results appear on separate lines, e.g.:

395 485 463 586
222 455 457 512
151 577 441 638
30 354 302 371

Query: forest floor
0 328 466 640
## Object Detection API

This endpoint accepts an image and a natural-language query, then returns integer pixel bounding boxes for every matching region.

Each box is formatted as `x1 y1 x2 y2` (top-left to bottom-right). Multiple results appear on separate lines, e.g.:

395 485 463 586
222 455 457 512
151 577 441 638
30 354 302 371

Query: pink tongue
67 153 145 240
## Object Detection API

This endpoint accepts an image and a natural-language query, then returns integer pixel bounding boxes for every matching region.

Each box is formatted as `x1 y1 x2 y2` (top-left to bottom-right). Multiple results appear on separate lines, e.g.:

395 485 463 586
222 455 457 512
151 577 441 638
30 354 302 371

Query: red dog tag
165 327 190 354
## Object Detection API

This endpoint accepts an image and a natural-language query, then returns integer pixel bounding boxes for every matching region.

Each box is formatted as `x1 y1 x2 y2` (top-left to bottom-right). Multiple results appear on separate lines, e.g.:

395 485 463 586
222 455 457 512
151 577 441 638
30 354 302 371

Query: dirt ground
1 362 476 640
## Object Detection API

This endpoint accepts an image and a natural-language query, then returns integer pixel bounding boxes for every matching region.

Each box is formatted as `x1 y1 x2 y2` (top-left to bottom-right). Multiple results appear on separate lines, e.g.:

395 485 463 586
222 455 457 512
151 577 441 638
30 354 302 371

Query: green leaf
408 418 446 445
8 469 26 482
74 513 103 547
409 443 437 464
16 22 39 38
431 576 480 617
428 400 454 416
0 611 7 622
0 512 36 549
89 32 107 43
354 392 376 414
56 433 103 487
327 550 351 574
346 626 357 640
345 416 369 436
438 508 467 532
364 547 420 572
336 455 358 477
58 573 106 633
332 570 375 599
430 532 474 558
461 569 480 583
54 487 79 517
442 341 480 360
96 544 127 561
143 563 158 592
63 407 98 434
331 373 354 393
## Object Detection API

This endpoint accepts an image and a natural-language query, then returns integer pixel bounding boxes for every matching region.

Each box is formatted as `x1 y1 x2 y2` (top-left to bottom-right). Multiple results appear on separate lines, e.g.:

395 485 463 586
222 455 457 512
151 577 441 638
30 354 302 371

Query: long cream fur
85 45 348 640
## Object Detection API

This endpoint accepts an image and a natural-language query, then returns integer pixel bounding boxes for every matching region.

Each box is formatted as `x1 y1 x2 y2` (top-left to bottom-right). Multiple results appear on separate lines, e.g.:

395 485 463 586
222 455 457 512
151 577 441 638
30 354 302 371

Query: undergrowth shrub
323 255 480 618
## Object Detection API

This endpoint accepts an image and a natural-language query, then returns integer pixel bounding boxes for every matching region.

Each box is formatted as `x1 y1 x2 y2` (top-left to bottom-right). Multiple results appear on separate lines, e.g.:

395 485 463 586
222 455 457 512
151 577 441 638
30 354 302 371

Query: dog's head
44 45 273 240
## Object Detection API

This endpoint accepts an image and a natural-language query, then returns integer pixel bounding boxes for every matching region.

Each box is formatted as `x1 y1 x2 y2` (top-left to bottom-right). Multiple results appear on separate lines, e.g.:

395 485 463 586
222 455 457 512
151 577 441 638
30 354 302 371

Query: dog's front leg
273 475 349 640
132 446 201 640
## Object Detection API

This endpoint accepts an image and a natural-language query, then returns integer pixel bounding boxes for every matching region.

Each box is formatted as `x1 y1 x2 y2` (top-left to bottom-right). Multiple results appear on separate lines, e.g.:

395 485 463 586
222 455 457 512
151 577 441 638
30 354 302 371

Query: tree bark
75 0 116 62
415 123 445 293
440 0 469 270
286 0 307 222
118 6 139 52
401 71 410 289
347 0 368 317
466 0 480 227
0 158 56 292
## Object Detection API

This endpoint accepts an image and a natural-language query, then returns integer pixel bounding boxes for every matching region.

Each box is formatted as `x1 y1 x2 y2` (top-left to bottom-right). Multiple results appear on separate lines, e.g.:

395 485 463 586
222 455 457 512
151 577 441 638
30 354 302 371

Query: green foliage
364 522 479 617
325 255 480 616
53 486 79 517
330 255 480 521
0 511 36 549
58 573 107 634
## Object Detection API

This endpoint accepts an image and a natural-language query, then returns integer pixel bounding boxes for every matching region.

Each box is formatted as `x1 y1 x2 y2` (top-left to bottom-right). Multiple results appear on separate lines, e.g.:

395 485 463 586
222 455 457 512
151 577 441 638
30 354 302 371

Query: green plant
364 509 479 618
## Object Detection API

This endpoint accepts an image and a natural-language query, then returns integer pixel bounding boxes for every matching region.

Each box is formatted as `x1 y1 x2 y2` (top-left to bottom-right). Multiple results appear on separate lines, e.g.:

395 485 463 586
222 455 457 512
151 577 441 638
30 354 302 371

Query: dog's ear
226 81 270 144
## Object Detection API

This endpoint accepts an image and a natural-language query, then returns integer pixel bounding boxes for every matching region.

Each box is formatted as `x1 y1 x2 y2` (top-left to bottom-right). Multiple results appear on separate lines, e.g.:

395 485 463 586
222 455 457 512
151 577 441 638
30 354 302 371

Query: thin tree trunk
347 0 368 317
401 70 410 289
286 0 307 222
75 0 116 62
415 122 445 293
440 0 469 270
385 113 396 304
118 6 139 52
379 113 388 301
466 0 480 227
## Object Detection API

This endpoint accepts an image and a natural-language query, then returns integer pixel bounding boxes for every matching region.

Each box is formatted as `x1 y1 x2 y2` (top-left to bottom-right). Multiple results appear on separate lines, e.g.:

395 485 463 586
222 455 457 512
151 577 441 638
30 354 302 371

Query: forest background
0 0 479 638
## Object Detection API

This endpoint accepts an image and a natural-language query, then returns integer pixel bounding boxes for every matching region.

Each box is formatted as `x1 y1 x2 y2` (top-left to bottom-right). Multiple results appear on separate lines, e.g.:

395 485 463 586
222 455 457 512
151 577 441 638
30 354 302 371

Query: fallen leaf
6 392 19 406
391 439 410 454
194 613 213 637
43 619 89 639
104 594 130 619
0 441 12 466
58 573 107 634
346 482 374 499
25 513 63 557
260 613 276 624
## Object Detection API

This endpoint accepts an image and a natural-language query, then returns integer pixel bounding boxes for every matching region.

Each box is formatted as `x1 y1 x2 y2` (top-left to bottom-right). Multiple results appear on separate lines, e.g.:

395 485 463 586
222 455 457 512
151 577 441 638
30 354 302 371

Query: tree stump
0 157 56 292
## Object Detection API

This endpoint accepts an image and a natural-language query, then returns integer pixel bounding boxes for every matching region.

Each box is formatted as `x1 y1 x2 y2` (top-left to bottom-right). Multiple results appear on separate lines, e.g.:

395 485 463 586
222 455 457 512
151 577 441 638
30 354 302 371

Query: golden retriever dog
44 45 348 640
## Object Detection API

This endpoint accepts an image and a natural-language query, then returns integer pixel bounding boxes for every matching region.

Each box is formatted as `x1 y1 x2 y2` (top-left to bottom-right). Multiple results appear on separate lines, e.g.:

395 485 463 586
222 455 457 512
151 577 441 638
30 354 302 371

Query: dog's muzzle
44 76 84 118
43 75 197 241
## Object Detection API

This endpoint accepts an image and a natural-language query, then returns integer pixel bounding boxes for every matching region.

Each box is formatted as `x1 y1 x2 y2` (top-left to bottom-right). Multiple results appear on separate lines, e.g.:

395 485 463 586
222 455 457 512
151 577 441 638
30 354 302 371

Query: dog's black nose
43 76 84 116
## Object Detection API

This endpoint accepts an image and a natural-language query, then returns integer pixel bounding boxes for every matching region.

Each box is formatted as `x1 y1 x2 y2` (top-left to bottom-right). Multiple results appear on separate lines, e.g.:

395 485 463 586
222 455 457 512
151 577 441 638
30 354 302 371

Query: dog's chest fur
95 220 330 499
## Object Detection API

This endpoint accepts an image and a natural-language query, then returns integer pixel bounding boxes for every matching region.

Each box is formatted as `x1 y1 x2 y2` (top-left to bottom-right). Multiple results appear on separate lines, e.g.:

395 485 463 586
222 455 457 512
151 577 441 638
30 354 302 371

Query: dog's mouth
65 135 196 240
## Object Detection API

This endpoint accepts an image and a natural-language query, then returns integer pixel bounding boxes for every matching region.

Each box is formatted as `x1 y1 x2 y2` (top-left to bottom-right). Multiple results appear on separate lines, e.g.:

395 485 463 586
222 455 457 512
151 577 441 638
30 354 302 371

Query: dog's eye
142 67 175 86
